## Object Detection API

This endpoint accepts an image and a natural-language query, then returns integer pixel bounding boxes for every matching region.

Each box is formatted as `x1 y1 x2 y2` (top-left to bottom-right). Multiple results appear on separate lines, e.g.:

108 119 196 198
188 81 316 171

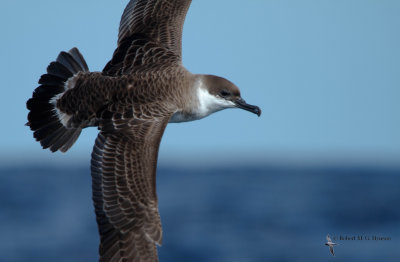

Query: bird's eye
220 90 230 97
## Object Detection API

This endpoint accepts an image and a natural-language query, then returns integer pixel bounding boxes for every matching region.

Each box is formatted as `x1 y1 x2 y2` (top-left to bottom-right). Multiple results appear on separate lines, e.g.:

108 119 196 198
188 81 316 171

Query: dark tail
26 48 89 152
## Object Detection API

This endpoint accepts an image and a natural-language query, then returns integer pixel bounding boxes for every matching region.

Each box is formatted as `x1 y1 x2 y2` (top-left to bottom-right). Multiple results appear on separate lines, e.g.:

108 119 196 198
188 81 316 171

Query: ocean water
0 164 399 261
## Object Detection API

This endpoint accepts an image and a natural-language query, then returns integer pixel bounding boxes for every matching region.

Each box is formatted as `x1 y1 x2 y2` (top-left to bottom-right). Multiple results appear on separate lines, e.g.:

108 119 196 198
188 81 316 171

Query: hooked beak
235 98 261 116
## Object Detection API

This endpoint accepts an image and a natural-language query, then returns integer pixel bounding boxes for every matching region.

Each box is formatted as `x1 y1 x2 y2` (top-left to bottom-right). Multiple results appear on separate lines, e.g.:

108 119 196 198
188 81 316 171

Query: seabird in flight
325 235 338 256
26 0 261 261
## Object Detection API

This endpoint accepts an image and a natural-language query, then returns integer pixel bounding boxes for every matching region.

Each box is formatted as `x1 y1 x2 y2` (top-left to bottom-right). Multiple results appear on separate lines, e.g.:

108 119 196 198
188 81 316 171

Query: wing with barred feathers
91 116 170 262
103 0 192 76
118 0 192 55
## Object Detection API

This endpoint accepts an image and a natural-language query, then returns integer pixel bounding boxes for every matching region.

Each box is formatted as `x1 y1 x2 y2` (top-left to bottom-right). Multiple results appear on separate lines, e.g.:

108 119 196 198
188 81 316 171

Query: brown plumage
26 1 261 261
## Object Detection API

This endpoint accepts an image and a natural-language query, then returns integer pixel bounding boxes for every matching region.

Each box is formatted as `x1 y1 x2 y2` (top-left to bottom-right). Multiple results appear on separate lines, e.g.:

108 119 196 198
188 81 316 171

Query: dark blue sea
1 164 399 261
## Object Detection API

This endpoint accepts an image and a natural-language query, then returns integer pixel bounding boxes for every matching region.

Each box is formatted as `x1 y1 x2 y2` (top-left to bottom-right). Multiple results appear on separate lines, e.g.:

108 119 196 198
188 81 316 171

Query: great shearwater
26 1 261 261
325 235 338 256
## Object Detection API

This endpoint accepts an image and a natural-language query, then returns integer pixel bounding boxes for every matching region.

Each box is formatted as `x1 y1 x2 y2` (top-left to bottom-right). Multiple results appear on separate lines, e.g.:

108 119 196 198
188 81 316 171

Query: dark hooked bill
235 98 261 116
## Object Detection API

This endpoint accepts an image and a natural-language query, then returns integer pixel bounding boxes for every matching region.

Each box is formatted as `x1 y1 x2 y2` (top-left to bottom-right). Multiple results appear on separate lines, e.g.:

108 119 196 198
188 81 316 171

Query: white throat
169 78 235 123
195 81 235 119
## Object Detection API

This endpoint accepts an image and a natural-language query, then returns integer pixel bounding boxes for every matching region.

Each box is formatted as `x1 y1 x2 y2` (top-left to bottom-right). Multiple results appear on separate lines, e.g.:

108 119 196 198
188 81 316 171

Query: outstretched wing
91 117 170 262
326 235 332 242
103 0 192 76
119 0 192 55
329 246 335 256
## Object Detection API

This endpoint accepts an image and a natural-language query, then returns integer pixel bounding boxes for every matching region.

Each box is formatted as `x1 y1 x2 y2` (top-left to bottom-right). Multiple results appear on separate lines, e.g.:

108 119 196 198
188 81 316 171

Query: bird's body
26 1 260 261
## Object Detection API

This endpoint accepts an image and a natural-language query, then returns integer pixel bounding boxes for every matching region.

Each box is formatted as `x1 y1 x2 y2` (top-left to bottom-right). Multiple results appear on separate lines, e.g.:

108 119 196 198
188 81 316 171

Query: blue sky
1 0 399 165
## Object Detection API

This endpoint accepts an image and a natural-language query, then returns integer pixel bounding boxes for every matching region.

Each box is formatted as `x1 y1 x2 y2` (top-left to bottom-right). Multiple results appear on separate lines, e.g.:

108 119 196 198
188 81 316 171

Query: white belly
169 111 202 123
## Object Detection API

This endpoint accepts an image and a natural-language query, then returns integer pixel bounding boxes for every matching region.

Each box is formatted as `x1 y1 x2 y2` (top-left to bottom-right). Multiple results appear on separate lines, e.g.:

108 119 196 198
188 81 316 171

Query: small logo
325 234 338 256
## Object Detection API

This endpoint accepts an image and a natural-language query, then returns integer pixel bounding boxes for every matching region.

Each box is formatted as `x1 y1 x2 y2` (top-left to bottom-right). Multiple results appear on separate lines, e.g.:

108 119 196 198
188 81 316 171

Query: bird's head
195 75 261 118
